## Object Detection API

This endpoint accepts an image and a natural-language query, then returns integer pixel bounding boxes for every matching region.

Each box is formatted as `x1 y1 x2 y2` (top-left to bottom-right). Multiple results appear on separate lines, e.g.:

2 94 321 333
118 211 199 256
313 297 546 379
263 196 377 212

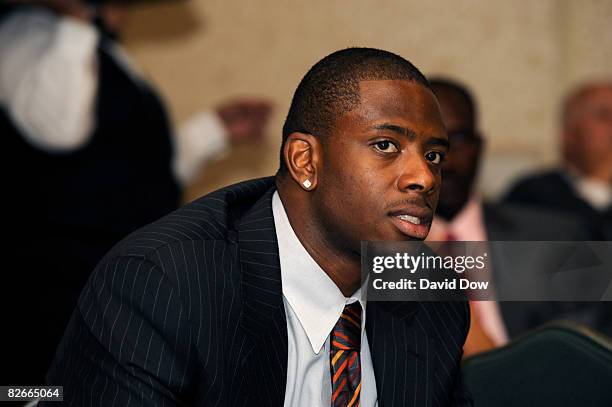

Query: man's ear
283 132 321 190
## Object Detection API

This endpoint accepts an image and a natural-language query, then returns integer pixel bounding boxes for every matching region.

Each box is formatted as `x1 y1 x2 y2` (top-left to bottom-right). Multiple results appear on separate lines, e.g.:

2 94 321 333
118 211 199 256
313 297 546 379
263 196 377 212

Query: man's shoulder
106 177 276 260
511 169 564 186
504 169 568 200
483 201 592 240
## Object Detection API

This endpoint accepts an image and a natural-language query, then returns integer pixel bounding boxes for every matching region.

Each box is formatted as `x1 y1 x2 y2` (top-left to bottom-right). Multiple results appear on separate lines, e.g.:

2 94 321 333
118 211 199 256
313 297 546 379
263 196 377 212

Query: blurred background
118 0 612 202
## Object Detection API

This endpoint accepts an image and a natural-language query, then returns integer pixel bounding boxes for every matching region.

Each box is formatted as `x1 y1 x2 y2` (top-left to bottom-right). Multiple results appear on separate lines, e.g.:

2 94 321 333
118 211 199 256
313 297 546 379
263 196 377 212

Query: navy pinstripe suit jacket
44 177 472 406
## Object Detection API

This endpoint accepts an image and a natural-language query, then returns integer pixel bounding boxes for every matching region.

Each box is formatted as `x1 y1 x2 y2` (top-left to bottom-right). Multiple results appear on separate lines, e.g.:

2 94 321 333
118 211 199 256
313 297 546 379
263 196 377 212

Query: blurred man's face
311 80 447 253
433 87 482 220
562 86 612 181
98 4 131 35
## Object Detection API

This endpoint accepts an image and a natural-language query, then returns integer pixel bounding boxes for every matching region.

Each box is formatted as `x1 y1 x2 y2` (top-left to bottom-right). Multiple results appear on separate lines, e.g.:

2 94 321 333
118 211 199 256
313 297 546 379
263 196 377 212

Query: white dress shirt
0 8 228 185
272 192 378 407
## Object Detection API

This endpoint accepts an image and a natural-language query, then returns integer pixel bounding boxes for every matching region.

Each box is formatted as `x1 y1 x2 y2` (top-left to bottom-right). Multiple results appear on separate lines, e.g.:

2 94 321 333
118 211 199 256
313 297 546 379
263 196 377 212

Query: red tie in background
330 302 362 407
445 231 457 242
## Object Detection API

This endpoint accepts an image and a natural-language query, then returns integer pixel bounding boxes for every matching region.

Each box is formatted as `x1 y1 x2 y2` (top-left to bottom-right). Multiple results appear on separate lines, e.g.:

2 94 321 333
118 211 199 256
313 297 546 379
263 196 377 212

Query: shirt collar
428 194 488 241
272 191 365 354
564 168 612 210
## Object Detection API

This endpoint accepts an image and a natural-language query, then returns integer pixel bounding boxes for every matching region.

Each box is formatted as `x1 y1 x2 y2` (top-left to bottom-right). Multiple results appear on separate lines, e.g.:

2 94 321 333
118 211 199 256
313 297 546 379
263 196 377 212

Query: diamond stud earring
302 179 312 189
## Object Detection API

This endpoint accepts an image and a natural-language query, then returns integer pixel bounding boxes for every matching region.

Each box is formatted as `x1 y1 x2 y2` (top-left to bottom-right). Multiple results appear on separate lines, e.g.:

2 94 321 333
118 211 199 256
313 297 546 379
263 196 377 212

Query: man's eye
425 151 445 164
373 140 399 153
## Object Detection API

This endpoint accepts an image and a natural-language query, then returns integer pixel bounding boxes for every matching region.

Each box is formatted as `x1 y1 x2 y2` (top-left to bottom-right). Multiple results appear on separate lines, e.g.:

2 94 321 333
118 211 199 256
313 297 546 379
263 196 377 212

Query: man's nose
397 155 437 193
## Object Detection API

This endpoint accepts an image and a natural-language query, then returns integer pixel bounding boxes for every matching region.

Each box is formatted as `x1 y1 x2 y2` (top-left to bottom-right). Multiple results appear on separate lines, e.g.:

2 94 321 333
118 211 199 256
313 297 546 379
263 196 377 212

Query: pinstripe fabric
41 177 472 407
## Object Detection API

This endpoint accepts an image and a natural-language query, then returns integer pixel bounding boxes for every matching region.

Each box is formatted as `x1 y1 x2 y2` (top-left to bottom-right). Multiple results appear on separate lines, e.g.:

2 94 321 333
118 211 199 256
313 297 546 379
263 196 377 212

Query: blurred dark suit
484 202 612 339
483 202 592 241
504 170 612 239
1 8 178 385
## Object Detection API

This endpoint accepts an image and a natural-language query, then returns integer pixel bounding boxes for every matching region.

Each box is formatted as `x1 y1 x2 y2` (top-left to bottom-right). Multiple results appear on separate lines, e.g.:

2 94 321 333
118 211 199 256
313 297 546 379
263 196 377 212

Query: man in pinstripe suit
44 48 471 406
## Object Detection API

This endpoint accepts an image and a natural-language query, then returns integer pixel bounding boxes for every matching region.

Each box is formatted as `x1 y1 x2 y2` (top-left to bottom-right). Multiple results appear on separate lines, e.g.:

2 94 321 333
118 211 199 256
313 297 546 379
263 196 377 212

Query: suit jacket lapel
233 180 432 406
367 301 435 407
237 185 288 407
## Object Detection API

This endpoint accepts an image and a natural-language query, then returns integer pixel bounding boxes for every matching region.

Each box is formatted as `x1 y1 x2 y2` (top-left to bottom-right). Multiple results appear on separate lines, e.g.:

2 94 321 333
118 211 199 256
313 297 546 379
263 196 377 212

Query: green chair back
462 322 612 406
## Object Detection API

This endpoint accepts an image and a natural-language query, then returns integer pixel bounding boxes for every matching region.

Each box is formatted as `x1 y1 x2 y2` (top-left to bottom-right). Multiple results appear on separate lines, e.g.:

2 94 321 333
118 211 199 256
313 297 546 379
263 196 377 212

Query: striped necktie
330 301 362 407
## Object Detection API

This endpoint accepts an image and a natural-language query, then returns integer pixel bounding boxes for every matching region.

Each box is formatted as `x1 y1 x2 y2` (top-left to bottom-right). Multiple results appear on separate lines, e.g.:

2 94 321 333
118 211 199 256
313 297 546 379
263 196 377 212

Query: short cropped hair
279 47 431 173
428 77 478 129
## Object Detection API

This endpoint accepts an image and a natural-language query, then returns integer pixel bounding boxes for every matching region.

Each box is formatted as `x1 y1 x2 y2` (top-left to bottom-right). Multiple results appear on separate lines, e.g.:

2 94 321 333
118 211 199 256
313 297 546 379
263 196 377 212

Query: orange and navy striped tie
330 302 362 407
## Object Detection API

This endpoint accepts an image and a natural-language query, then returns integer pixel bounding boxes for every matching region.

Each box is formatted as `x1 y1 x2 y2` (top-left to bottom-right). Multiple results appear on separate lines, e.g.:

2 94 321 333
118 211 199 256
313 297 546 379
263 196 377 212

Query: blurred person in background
426 78 610 357
504 82 612 239
0 0 271 385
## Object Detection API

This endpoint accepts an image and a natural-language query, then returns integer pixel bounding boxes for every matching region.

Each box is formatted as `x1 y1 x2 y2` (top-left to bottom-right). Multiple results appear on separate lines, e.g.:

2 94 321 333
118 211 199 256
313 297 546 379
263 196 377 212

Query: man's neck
276 182 361 297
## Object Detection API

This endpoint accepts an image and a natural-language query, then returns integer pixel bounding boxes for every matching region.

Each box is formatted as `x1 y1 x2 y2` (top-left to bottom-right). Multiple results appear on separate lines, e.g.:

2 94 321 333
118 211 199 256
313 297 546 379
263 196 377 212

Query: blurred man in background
504 82 612 239
0 0 271 385
427 78 610 357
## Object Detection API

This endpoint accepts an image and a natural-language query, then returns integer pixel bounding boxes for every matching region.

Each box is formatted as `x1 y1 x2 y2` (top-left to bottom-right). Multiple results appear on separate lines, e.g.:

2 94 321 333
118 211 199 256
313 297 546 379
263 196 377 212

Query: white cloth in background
0 8 228 186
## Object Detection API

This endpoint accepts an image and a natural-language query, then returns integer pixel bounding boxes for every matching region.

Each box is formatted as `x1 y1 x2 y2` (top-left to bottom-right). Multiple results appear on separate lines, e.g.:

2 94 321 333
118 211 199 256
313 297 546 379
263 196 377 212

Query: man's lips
388 207 433 239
